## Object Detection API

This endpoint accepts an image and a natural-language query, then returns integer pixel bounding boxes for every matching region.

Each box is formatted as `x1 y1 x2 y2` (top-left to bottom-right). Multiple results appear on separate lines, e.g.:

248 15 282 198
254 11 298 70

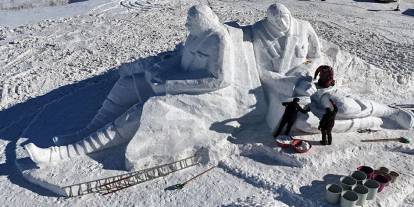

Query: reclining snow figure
24 5 265 167
253 3 414 133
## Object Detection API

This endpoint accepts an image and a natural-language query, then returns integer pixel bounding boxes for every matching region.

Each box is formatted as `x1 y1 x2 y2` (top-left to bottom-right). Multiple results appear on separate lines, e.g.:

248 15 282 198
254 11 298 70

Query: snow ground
1 0 414 206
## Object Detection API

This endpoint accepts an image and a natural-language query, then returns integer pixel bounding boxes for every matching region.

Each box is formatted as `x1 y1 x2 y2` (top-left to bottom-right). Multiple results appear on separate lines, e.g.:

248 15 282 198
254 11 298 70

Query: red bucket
291 139 312 153
357 166 374 179
373 174 391 192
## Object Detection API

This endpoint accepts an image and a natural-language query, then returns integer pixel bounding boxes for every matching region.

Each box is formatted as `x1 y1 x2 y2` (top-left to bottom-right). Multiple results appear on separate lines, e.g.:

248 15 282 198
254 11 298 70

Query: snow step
61 155 201 197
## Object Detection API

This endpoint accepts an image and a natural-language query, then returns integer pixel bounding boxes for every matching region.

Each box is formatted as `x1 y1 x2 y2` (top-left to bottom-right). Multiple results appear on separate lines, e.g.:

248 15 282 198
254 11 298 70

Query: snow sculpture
251 3 321 131
24 5 266 166
253 3 414 133
301 88 414 132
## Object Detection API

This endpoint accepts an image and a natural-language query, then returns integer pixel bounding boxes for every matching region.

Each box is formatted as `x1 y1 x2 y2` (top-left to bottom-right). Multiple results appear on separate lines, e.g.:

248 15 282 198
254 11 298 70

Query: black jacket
319 103 338 129
281 101 309 121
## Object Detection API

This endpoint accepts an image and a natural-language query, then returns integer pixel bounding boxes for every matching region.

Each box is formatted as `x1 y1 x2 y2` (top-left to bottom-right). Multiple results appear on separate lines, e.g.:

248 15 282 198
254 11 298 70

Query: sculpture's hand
150 82 166 95
294 76 317 97
145 65 164 84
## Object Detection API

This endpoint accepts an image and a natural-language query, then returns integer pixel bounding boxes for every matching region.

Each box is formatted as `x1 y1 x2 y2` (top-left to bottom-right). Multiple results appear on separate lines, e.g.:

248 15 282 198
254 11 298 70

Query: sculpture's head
293 97 300 103
186 5 220 35
325 107 331 113
266 3 291 33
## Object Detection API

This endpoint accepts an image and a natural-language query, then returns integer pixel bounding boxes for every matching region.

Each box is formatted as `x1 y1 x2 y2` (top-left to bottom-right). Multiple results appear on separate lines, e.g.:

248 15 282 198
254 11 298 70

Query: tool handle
361 138 400 142
184 165 217 185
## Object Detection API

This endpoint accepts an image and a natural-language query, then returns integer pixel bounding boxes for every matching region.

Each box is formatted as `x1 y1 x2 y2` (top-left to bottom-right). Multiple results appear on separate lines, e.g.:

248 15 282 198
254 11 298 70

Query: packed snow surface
1 0 414 206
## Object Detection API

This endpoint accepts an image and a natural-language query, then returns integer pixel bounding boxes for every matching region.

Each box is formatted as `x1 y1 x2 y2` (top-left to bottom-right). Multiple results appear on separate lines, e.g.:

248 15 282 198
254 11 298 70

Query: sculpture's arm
306 23 322 60
165 34 231 95
286 23 322 77
145 50 182 84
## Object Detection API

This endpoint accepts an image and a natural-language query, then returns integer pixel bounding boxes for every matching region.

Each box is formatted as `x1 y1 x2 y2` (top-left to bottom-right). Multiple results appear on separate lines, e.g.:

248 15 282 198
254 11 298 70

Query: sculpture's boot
26 104 143 165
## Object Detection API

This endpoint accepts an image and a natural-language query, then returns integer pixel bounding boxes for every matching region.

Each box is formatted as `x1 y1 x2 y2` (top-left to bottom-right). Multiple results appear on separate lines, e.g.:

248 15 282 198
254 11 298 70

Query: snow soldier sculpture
24 5 265 167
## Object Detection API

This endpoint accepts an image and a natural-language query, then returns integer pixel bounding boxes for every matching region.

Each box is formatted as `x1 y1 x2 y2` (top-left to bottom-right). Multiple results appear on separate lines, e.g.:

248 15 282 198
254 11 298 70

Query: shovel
165 165 217 191
361 137 410 144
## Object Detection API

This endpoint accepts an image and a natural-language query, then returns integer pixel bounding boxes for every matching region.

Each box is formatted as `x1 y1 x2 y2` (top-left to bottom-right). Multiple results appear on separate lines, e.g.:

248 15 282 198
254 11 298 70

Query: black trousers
321 128 333 144
274 117 295 137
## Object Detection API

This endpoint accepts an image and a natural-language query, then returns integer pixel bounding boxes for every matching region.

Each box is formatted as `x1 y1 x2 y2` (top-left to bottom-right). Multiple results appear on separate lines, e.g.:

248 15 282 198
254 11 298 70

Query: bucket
389 171 399 183
340 190 359 207
340 176 357 191
357 166 374 179
378 167 389 174
364 179 379 200
373 174 390 192
352 185 369 206
351 171 367 185
326 184 342 204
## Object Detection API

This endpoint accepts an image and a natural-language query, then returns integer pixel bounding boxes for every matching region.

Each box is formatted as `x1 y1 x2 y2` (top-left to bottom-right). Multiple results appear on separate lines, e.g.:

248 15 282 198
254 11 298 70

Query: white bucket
352 185 369 206
340 190 359 207
340 176 357 191
364 179 380 200
326 184 343 204
351 171 367 185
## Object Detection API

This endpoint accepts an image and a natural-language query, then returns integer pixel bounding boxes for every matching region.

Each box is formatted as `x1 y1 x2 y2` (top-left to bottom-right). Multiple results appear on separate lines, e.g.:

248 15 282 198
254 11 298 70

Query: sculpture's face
267 4 291 33
185 5 219 35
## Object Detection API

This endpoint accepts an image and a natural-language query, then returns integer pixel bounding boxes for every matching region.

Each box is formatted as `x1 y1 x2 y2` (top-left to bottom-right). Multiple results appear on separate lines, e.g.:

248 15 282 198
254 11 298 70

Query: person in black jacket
318 99 338 145
272 97 310 138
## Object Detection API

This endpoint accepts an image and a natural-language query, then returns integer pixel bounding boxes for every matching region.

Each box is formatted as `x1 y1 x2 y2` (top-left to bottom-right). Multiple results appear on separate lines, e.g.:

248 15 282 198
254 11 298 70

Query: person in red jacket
314 65 335 88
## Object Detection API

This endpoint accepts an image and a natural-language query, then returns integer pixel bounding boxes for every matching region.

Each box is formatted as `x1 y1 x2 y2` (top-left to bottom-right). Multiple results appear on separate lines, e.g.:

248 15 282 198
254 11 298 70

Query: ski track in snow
1 0 414 206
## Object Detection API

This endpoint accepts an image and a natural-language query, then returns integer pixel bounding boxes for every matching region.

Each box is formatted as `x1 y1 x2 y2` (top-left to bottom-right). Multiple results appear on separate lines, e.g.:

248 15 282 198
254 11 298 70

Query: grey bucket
326 184 342 204
389 171 399 183
352 185 369 206
351 171 367 185
340 190 359 207
364 179 380 200
341 176 357 191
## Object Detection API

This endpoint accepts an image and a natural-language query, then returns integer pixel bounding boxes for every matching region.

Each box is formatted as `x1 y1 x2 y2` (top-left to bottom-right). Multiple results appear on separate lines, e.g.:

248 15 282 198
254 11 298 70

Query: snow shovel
165 165 217 191
361 137 410 144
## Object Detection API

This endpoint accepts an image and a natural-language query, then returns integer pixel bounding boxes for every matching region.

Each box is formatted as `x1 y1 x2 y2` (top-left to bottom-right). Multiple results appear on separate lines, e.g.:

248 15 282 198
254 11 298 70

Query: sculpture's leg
25 103 143 165
295 113 384 133
86 75 141 130
54 74 152 145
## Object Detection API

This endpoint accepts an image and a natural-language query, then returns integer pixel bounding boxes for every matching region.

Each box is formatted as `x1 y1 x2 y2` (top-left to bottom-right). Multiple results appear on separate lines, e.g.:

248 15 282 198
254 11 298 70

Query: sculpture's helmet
186 5 220 35
266 3 291 33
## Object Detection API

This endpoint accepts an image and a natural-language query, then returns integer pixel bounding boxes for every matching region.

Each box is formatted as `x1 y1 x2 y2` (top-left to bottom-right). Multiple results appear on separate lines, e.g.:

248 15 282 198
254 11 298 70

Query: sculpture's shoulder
202 28 231 49
296 19 315 32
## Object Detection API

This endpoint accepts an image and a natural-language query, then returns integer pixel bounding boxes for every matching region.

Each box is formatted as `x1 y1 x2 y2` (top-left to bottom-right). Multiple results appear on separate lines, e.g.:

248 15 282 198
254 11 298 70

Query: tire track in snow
119 0 170 11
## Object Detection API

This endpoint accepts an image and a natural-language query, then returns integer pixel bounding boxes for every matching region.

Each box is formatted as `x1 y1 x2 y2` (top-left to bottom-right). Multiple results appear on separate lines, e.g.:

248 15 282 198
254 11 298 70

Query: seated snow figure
251 3 321 132
252 3 321 76
24 5 266 167
251 3 414 133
